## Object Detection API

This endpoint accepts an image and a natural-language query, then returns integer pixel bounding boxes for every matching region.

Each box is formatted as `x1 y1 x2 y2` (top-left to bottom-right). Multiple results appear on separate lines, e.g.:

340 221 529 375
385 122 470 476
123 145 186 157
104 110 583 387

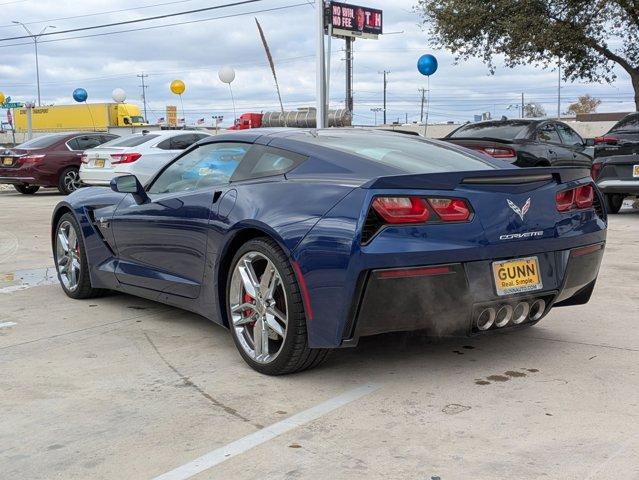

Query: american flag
196 118 205 125
179 118 185 123
157 117 165 123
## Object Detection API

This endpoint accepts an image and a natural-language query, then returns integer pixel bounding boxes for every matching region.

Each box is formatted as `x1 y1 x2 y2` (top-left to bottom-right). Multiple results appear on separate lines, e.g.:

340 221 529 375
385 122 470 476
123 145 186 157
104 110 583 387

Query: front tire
58 167 81 195
54 212 105 299
14 184 40 194
226 238 330 375
605 194 623 214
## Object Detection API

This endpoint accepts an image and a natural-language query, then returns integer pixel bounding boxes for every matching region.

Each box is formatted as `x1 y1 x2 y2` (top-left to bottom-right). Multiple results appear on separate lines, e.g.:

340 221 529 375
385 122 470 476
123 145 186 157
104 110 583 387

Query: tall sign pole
316 0 327 129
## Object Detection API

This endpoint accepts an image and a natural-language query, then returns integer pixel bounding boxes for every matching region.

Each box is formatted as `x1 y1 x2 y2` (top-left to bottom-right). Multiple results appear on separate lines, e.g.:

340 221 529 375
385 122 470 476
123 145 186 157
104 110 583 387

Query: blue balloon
417 54 438 76
72 88 88 103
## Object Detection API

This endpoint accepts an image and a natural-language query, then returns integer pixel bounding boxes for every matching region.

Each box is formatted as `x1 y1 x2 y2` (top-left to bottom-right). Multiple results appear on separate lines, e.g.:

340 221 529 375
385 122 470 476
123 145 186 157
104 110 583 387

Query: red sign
329 2 383 36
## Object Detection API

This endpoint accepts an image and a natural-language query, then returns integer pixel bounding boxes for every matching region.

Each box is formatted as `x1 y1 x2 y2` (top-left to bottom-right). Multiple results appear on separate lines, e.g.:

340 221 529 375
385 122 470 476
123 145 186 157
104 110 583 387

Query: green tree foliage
566 94 602 114
416 0 639 110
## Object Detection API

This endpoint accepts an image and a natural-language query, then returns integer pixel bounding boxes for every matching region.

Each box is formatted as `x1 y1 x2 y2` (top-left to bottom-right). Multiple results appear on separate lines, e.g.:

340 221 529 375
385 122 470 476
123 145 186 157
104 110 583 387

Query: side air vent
593 190 605 219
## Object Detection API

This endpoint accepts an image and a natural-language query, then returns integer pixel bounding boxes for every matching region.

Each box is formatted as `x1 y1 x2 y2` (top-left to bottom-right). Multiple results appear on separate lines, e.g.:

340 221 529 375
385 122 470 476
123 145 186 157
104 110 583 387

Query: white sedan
80 130 212 186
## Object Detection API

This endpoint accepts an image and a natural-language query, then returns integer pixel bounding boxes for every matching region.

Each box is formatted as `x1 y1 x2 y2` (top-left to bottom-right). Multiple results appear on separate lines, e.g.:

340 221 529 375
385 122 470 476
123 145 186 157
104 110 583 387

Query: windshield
98 134 160 148
448 121 530 140
130 116 145 124
610 114 639 132
297 131 496 173
16 134 69 149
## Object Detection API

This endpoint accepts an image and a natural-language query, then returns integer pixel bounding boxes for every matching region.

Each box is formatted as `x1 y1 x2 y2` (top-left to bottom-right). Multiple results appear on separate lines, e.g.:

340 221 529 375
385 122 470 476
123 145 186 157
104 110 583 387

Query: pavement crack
143 332 263 429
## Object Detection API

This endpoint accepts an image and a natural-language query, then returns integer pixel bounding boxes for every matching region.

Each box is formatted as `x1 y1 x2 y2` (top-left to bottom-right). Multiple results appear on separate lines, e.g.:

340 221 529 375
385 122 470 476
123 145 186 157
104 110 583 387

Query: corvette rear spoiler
363 167 590 190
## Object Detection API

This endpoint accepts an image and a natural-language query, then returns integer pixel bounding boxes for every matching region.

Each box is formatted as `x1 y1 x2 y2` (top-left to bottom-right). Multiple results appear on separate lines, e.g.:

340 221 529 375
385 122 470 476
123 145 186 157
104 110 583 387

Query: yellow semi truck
12 103 147 132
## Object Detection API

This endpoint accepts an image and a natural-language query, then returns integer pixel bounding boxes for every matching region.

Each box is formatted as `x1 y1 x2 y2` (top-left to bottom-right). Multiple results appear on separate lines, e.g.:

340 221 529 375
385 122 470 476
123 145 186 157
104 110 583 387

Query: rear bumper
342 243 604 345
79 167 116 186
596 179 639 195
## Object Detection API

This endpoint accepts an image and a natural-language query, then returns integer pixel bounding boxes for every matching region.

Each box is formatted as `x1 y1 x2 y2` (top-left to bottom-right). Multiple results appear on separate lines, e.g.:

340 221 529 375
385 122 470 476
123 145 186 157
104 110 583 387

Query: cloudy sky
0 0 635 127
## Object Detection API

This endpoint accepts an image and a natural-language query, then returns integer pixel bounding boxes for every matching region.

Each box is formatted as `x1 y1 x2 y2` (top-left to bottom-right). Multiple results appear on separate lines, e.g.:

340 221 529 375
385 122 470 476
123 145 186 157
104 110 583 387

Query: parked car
591 112 639 213
443 119 594 168
80 130 212 187
0 132 118 194
52 129 606 375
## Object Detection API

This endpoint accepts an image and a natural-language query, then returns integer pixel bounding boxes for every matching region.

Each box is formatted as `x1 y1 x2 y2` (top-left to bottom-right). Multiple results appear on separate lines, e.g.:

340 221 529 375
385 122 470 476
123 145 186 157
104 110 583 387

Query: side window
171 134 196 150
100 135 117 144
556 124 584 146
69 136 103 150
156 137 172 150
537 124 561 144
232 146 306 182
148 142 251 194
66 138 80 150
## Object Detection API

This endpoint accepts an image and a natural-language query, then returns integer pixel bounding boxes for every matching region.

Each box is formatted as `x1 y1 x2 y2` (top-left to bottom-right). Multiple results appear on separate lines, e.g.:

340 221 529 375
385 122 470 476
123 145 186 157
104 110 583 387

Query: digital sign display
329 2 383 38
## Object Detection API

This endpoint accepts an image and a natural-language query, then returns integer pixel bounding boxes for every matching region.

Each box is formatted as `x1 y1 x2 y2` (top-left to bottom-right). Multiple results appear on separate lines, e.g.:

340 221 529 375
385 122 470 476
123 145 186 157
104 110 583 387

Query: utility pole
521 92 525 118
345 37 354 112
419 88 427 123
137 73 149 122
12 21 55 106
380 70 390 125
316 0 327 128
557 57 561 119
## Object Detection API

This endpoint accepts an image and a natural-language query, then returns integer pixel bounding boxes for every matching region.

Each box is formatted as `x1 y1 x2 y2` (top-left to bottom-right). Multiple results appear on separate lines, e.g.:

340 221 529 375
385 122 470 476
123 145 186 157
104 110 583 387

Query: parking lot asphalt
1 188 638 480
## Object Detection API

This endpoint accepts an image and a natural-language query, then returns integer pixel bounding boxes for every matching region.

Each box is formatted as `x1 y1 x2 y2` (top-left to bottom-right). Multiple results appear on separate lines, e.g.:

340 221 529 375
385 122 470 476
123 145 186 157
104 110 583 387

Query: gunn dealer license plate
492 256 543 296
633 164 639 178
3 157 12 166
94 159 105 168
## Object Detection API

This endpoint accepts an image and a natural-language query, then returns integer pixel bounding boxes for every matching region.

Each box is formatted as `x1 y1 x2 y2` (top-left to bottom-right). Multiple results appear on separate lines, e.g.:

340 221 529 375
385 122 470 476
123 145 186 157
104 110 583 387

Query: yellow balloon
0 92 5 104
170 80 185 95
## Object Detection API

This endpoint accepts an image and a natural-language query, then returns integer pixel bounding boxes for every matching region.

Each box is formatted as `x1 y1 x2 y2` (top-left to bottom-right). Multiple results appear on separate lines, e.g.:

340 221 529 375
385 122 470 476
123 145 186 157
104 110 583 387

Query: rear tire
14 184 40 194
54 212 106 299
605 194 623 214
58 167 81 195
226 237 330 375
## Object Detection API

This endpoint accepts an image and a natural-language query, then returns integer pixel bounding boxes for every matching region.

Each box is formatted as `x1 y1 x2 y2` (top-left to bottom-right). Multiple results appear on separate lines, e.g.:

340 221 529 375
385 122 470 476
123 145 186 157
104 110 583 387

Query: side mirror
110 175 149 204
585 138 595 147
123 117 131 125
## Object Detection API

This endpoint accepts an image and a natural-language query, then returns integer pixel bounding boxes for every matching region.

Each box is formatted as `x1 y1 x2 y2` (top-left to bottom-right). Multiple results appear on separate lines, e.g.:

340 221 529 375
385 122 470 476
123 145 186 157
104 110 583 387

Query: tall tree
416 0 639 110
567 94 602 114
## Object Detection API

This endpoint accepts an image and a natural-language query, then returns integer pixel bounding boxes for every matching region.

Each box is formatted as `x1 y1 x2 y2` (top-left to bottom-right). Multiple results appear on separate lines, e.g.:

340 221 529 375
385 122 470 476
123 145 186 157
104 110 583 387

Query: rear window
105 134 160 148
449 121 530 140
17 134 69 149
610 114 639 132
297 131 496 173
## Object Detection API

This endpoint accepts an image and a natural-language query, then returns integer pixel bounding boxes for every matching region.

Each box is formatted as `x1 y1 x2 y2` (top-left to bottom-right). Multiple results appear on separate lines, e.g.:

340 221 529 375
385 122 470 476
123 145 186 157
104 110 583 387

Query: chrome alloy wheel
229 251 288 364
64 169 81 192
56 220 81 291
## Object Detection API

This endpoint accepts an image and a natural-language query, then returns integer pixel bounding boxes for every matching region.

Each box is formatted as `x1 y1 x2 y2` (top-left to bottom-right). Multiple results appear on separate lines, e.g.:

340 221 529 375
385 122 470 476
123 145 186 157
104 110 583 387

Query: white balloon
112 88 127 103
218 66 236 84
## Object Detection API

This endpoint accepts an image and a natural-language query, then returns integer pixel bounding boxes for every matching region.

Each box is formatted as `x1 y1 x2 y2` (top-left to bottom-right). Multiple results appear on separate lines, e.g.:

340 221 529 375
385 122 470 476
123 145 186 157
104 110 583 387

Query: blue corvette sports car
52 129 606 375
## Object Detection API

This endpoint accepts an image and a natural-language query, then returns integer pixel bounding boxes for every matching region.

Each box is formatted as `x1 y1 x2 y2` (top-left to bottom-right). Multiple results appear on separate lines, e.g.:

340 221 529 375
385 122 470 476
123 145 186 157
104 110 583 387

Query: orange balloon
170 80 185 95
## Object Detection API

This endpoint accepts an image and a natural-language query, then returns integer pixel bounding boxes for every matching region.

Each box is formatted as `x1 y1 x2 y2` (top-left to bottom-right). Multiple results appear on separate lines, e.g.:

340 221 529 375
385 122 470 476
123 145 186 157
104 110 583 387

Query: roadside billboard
328 1 383 39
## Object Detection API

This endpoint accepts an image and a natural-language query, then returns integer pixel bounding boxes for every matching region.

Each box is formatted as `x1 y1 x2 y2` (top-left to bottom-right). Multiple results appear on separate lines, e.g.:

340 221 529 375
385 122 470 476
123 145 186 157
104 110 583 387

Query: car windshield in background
130 116 145 123
610 114 639 132
448 121 530 140
103 134 160 148
298 131 496 173
17 134 69 149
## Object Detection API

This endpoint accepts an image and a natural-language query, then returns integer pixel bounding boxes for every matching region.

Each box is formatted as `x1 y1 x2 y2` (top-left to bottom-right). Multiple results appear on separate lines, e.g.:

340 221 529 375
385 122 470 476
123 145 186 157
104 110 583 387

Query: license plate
633 165 639 178
492 256 543 296
94 159 105 168
2 157 12 166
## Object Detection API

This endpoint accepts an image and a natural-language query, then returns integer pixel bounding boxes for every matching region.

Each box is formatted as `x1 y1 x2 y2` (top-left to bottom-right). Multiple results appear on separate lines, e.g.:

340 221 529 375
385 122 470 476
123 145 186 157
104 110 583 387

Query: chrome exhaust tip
495 304 514 328
512 302 530 325
476 307 496 331
529 299 546 321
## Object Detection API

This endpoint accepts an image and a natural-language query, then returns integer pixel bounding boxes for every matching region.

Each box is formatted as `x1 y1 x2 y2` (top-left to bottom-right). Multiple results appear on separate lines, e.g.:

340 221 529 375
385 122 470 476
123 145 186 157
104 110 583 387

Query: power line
0 0 265 42
0 0 201 28
0 2 308 48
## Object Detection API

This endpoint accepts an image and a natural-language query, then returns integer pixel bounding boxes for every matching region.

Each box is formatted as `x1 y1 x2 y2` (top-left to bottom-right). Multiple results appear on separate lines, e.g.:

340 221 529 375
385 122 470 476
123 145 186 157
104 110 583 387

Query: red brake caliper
244 292 256 325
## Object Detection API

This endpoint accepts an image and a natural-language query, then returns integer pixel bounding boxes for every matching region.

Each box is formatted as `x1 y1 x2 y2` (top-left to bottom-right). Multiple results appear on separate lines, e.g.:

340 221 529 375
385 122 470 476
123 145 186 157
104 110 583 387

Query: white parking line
152 383 381 480
0 322 17 329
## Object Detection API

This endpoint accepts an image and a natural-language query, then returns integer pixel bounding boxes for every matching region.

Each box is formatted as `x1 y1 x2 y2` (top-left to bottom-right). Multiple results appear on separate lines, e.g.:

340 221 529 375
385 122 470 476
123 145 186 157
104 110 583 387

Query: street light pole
12 21 55 106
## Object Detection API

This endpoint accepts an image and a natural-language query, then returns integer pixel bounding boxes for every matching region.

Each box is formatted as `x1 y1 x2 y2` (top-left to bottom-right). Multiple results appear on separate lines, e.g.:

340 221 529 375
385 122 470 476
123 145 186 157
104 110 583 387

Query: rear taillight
372 196 430 224
471 146 517 159
21 154 45 164
428 198 471 221
594 135 618 145
556 185 594 212
590 163 602 180
110 153 142 164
